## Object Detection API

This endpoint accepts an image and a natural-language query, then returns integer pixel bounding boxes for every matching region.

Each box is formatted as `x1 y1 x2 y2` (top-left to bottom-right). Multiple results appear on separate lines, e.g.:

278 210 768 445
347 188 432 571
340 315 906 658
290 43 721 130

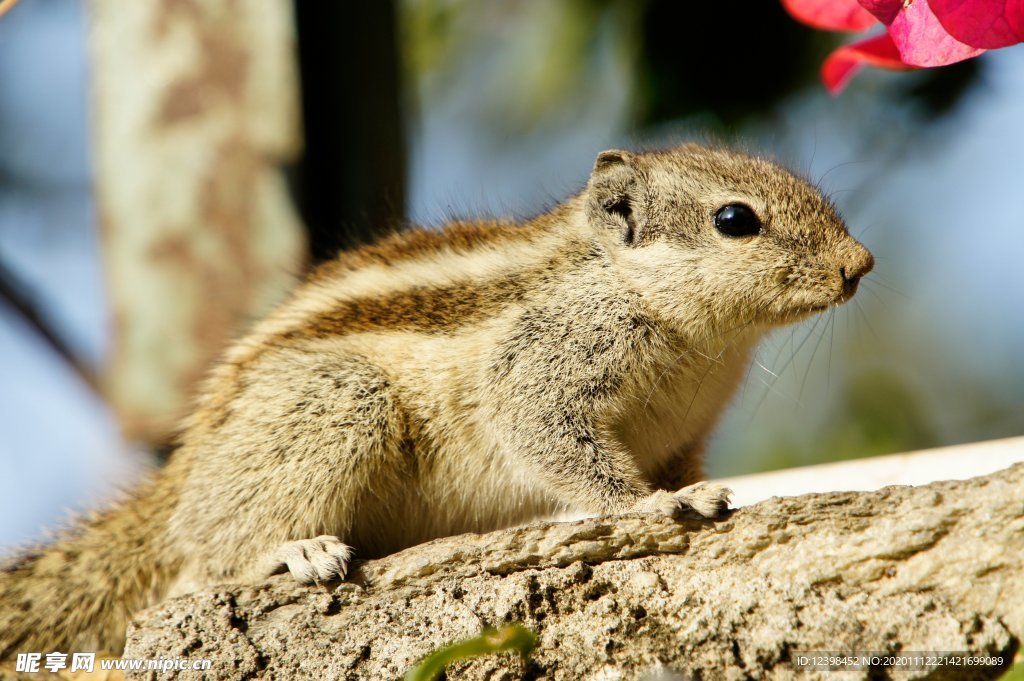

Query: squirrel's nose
839 244 874 294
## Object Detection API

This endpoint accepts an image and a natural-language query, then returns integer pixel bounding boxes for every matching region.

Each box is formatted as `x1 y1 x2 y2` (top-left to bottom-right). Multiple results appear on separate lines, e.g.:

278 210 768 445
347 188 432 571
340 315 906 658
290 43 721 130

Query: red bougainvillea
782 0 1024 93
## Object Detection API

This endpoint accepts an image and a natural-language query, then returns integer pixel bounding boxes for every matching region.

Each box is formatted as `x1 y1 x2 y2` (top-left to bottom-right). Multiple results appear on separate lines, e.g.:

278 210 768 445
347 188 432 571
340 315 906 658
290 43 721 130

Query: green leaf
404 624 538 681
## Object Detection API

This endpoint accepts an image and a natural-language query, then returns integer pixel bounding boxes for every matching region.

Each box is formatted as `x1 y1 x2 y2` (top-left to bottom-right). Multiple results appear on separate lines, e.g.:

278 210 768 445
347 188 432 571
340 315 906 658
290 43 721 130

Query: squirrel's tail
0 477 179 658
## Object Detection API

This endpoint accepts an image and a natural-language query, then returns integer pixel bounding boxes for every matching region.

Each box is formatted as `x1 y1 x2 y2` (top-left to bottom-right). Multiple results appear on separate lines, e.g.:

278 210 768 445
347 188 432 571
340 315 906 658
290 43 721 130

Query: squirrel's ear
587 149 642 245
593 149 632 172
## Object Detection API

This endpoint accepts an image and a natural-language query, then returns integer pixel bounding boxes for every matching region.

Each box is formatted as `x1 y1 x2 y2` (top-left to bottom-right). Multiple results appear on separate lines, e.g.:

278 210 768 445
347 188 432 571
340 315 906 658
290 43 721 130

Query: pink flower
782 0 1024 93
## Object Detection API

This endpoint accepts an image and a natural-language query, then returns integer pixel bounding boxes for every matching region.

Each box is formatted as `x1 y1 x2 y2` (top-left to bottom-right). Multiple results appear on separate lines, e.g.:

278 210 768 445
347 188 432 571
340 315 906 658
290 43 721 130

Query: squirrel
0 144 872 657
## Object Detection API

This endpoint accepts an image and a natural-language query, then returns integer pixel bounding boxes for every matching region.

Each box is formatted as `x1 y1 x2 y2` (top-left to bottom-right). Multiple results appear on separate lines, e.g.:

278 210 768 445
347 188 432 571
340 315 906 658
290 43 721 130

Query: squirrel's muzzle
838 241 874 301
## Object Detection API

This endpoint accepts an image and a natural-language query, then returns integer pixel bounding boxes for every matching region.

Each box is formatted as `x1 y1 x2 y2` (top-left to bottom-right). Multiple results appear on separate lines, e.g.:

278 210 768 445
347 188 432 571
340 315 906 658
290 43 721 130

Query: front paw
636 481 732 519
265 535 354 585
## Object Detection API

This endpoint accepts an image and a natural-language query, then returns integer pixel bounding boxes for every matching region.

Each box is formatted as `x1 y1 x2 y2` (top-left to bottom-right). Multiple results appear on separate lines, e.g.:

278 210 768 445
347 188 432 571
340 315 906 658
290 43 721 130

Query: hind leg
170 350 404 590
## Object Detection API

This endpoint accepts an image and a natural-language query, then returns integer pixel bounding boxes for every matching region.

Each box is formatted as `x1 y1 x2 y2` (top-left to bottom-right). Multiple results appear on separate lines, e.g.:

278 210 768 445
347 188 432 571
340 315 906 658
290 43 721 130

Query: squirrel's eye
714 204 762 237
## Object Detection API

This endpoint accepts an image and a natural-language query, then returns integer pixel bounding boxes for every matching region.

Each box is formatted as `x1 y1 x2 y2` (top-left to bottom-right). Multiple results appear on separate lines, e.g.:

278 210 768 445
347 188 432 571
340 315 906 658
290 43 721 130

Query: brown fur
321 217 548 271
289 273 530 338
0 144 872 657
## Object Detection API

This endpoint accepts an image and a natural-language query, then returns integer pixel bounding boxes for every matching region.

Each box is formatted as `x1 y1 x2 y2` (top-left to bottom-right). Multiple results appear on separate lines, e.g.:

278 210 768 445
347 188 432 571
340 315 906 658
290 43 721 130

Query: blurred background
1 0 1022 552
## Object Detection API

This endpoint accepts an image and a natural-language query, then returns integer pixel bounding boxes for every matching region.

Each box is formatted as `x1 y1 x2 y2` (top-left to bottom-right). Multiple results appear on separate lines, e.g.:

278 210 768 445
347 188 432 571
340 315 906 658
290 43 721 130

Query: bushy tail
0 479 178 658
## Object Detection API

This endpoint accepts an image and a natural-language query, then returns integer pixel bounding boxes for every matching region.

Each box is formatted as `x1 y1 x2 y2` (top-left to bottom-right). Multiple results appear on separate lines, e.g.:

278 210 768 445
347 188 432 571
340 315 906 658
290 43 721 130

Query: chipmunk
0 144 872 656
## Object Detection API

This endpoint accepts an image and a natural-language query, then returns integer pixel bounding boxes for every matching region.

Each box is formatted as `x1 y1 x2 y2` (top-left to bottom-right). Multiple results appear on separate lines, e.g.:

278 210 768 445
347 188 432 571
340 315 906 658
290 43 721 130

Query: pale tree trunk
88 0 306 442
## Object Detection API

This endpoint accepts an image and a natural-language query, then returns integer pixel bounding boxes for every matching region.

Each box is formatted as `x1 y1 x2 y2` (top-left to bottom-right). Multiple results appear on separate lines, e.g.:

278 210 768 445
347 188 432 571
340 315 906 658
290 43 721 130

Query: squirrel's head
584 144 874 335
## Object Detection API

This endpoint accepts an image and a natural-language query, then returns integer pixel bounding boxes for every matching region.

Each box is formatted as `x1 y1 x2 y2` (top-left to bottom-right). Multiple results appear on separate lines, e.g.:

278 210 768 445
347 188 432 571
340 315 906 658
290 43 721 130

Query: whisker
749 310 823 419
754 359 779 379
678 284 792 425
782 314 825 382
799 313 830 401
826 307 836 392
860 277 909 299
754 367 800 405
826 188 856 201
816 158 869 188
853 298 881 345
859 283 887 305
853 220 882 239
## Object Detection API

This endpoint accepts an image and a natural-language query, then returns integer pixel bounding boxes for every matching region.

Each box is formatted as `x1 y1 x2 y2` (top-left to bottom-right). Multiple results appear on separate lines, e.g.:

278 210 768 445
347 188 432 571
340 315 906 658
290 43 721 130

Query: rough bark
124 464 1023 680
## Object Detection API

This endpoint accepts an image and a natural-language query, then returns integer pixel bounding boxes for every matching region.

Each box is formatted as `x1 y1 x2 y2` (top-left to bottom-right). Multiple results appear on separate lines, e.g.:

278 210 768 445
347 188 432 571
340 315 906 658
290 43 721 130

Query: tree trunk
89 0 305 442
